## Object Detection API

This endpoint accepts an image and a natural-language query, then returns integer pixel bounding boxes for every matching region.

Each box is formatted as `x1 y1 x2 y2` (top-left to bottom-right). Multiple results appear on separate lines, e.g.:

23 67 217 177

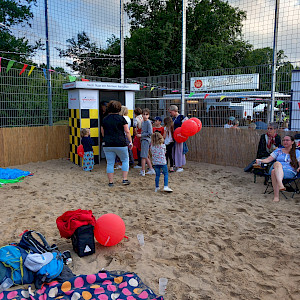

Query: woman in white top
163 117 175 172
119 106 134 166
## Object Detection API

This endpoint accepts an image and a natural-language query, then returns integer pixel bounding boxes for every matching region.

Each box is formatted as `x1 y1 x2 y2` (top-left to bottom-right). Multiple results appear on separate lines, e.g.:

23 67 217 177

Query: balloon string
124 235 129 239
104 236 111 246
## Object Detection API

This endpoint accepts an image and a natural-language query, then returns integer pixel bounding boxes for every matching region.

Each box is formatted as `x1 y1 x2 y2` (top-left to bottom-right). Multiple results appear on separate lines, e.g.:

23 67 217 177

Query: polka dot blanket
0 271 164 300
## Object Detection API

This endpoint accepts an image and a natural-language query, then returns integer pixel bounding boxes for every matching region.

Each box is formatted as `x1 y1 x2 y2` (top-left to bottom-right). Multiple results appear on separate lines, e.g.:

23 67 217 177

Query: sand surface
0 159 299 299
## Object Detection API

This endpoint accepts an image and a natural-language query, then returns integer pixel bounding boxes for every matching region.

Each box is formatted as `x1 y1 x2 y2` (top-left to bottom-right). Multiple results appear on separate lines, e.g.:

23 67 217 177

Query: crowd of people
80 101 188 192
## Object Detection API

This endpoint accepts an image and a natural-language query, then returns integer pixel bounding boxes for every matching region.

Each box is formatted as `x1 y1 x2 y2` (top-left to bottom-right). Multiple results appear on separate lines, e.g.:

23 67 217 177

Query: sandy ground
0 159 299 299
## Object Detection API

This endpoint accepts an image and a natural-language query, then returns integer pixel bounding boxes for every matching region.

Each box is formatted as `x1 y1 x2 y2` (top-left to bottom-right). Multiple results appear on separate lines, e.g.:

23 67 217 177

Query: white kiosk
63 81 140 165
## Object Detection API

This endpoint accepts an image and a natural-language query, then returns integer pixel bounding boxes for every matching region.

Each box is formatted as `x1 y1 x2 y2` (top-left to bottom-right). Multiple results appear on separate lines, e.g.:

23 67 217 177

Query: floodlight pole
120 0 125 83
181 0 187 115
44 0 53 126
270 0 280 123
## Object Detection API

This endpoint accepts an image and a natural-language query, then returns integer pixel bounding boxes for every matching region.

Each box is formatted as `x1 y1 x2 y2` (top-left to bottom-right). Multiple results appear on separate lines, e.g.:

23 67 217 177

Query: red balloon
174 127 188 143
181 119 198 137
77 144 84 157
190 117 202 132
94 214 126 247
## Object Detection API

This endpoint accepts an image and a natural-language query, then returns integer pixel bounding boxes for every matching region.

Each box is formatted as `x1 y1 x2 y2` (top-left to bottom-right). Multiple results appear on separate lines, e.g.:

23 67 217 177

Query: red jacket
56 209 96 238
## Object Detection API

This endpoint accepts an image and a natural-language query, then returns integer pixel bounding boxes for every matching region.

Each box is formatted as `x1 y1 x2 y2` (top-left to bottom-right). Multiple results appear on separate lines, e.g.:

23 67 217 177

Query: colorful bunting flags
19 64 28 75
171 90 179 93
220 96 226 101
188 92 195 97
42 68 47 79
81 78 89 81
276 100 284 106
6 60 15 72
69 75 76 82
204 93 209 99
28 66 35 76
150 87 155 91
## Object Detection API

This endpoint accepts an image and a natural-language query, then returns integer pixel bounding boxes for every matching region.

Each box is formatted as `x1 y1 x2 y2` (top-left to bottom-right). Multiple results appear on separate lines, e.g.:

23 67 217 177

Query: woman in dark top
169 105 187 172
257 122 281 158
101 100 133 186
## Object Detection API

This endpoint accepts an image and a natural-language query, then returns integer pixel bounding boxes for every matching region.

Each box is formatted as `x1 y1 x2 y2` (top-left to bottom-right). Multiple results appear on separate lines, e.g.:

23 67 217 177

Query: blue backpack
36 252 64 282
0 245 34 285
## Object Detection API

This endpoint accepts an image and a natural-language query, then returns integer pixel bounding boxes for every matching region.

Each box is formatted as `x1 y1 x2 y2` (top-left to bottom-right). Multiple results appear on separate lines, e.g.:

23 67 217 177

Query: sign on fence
190 74 260 92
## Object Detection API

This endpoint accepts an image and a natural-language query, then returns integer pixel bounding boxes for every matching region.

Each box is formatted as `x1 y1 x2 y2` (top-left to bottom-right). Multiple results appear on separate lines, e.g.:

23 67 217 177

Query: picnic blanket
0 270 164 300
0 168 31 187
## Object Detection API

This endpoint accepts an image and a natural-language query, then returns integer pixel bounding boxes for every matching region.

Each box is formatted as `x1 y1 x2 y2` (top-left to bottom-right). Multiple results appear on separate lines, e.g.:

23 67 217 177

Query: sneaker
146 169 156 175
155 187 160 192
139 170 145 176
122 180 130 185
163 186 173 192
134 165 142 169
108 182 114 187
115 165 122 170
176 168 184 173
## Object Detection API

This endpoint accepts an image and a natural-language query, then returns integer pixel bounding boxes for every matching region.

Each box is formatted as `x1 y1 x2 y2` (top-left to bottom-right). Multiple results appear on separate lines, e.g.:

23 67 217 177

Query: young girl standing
163 117 175 172
151 132 173 192
80 128 94 171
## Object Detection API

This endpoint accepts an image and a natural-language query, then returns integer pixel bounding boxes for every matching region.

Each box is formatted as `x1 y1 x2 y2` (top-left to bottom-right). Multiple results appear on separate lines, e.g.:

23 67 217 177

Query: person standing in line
152 116 164 136
136 108 155 176
163 117 175 172
101 100 132 186
151 132 173 192
80 128 94 172
169 105 187 172
133 107 143 168
119 105 134 167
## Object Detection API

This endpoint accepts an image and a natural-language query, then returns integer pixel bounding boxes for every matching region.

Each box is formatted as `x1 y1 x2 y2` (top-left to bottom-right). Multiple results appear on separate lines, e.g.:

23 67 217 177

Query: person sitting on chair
244 122 281 173
256 135 300 202
257 122 281 159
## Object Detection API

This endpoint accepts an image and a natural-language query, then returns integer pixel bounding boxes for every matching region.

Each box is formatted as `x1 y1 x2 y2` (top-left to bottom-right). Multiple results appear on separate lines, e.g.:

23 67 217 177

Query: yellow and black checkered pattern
69 109 81 165
69 108 100 165
81 109 99 164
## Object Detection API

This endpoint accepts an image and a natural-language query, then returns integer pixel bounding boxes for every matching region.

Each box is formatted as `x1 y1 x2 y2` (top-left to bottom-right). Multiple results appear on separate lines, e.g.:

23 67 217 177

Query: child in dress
163 117 175 172
151 132 173 192
80 128 94 171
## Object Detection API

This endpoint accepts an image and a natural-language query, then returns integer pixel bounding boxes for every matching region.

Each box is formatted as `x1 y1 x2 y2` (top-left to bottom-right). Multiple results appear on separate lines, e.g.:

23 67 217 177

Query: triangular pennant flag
150 87 155 92
298 103 300 110
42 68 47 79
220 96 226 101
0 57 2 73
143 85 147 88
6 60 15 72
171 89 179 93
188 92 195 97
69 75 76 82
19 64 28 75
276 100 284 106
204 93 209 99
49 69 55 72
81 78 89 81
28 66 36 76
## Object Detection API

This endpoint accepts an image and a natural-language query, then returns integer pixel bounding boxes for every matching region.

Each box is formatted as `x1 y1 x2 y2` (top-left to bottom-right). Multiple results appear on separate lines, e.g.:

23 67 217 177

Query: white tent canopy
253 104 279 112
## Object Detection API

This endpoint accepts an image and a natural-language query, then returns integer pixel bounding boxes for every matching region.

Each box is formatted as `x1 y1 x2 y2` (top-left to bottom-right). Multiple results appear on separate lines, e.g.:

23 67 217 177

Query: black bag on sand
71 225 95 257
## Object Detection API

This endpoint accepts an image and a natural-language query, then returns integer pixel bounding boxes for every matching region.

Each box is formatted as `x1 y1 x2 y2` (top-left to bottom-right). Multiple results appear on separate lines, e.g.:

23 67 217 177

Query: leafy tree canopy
0 0 42 64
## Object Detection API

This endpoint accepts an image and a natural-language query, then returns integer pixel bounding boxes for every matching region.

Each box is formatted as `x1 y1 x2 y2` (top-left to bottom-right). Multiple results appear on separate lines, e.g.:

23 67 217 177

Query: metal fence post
44 0 53 126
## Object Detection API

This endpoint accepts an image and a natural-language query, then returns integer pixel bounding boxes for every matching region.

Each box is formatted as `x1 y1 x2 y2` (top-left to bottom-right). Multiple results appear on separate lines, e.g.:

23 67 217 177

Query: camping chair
264 172 300 199
253 163 270 185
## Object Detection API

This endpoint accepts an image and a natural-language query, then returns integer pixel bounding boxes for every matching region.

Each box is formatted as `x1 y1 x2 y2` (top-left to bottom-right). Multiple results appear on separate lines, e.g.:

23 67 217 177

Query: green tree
0 0 42 64
124 0 252 77
57 32 120 78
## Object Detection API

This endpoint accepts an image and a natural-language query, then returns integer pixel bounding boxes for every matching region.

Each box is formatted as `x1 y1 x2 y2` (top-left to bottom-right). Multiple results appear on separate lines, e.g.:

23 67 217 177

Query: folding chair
253 164 269 185
264 172 300 199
